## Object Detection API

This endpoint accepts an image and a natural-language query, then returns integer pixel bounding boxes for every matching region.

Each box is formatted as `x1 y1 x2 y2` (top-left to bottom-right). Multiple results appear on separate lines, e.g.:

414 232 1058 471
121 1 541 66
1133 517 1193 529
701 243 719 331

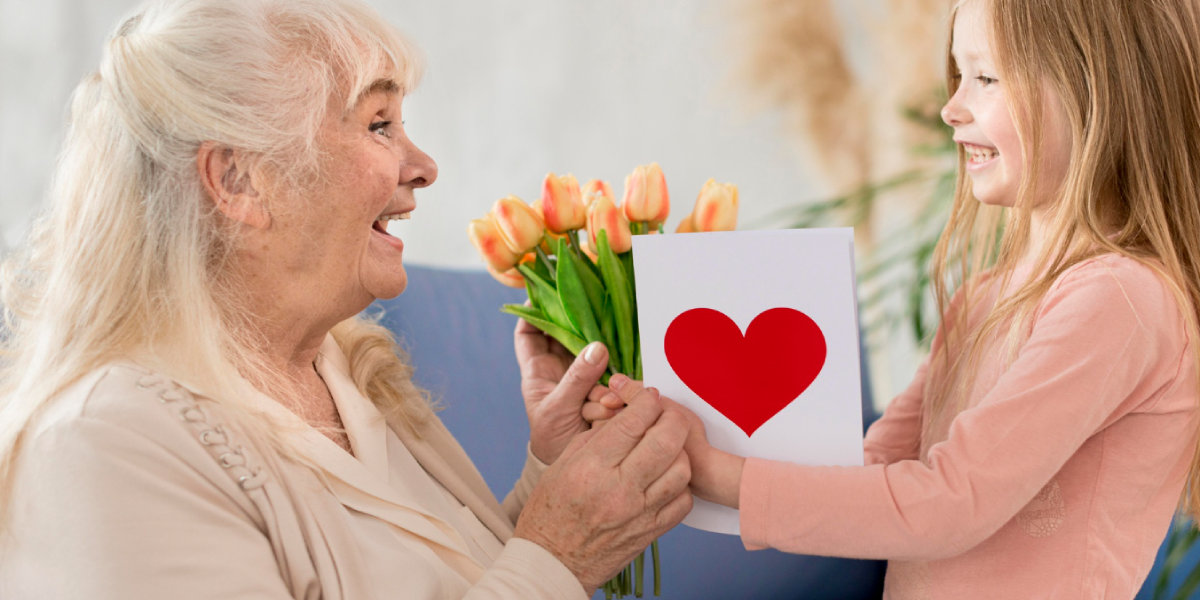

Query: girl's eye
369 120 392 138
977 75 998 86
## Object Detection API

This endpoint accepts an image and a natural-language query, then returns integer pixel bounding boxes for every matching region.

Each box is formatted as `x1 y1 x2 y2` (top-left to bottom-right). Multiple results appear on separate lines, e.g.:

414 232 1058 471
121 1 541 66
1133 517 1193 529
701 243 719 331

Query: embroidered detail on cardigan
1017 479 1066 538
143 375 269 491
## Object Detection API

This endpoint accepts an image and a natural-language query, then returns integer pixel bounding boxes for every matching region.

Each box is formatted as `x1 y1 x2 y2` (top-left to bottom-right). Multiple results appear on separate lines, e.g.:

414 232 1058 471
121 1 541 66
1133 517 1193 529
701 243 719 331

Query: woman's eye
369 120 392 137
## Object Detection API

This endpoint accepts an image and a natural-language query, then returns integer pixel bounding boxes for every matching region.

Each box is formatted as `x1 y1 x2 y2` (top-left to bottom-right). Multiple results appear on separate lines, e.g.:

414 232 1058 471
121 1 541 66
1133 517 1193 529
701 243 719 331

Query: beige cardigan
0 359 588 600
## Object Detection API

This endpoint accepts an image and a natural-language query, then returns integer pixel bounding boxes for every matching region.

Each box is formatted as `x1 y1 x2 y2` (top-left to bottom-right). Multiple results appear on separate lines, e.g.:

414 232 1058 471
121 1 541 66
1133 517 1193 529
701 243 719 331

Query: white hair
0 0 432 528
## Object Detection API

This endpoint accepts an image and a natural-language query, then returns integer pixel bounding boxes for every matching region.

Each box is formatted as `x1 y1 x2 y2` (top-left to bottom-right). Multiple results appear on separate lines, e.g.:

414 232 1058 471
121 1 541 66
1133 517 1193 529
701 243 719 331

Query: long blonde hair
0 0 434 528
924 0 1200 519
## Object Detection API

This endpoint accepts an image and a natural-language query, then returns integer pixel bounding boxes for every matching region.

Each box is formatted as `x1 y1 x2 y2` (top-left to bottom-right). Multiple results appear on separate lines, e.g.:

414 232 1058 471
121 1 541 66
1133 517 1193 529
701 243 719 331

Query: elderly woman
0 0 693 598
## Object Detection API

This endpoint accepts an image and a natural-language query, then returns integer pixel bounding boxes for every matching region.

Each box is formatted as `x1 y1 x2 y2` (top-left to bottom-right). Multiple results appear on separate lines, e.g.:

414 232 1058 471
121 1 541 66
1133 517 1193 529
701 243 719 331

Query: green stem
651 540 660 596
566 230 582 257
635 552 645 597
535 244 554 273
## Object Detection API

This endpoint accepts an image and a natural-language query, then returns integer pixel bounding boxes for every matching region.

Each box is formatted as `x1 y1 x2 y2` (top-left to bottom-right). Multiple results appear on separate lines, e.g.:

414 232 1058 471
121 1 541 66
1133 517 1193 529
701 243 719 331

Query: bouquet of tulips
468 163 739 598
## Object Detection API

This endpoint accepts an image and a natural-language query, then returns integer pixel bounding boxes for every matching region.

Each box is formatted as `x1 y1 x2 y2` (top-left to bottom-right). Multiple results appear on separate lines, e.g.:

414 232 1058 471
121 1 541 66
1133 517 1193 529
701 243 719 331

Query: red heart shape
665 307 827 437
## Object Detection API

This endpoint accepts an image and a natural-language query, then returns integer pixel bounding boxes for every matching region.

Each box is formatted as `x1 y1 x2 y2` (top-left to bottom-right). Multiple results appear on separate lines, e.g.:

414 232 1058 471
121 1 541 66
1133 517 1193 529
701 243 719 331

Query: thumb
543 342 609 410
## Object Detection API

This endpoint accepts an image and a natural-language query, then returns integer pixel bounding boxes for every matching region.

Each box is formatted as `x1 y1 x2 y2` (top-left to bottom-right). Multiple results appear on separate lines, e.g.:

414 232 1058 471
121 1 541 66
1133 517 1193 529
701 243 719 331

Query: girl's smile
941 0 1071 211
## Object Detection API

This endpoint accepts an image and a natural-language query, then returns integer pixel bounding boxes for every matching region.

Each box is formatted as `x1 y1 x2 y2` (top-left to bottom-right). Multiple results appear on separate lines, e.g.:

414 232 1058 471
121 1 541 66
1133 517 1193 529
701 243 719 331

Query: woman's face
270 78 436 311
941 0 1071 208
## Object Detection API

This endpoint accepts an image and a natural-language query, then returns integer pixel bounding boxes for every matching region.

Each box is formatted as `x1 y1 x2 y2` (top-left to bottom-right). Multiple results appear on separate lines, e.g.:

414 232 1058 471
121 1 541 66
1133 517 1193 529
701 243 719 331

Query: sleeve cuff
491 538 590 600
525 443 551 478
739 457 777 551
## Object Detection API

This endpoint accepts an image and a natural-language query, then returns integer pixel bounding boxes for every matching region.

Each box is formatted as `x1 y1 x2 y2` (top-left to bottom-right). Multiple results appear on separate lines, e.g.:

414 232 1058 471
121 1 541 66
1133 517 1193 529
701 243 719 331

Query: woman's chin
363 264 409 300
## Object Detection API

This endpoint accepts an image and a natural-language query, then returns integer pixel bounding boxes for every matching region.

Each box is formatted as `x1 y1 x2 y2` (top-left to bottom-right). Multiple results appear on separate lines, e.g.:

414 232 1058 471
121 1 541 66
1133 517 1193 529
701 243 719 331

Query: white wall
1 0 825 268
1 0 926 404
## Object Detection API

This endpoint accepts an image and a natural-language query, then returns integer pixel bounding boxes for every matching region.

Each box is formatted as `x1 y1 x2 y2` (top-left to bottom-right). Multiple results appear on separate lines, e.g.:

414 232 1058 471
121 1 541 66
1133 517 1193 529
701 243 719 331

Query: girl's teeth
966 145 998 163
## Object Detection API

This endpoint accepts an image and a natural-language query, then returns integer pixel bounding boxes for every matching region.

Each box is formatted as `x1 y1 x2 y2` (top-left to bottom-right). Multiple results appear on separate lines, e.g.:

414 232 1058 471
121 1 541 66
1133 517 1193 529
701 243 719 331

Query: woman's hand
585 388 745 509
513 376 693 593
514 317 614 464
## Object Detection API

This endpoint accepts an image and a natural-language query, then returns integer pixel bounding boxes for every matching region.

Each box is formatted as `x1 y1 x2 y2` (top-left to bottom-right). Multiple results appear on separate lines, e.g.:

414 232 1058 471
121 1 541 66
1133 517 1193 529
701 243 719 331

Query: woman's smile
372 210 411 254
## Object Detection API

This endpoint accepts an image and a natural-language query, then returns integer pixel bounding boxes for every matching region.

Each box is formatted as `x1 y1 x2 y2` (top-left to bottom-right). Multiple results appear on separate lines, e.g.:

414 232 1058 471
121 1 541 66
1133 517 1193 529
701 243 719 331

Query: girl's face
941 0 1072 208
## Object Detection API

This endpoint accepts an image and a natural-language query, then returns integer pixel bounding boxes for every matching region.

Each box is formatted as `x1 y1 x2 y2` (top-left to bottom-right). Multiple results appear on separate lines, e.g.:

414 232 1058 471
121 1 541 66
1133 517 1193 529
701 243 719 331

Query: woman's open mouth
372 212 410 251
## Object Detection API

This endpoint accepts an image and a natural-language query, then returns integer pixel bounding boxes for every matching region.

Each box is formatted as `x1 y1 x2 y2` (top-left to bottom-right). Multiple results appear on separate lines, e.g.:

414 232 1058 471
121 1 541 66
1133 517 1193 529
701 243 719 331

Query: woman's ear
196 142 271 229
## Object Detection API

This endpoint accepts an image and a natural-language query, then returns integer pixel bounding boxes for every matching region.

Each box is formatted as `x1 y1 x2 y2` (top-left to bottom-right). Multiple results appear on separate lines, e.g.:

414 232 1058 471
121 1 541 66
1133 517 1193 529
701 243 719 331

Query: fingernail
646 387 661 399
609 374 628 390
582 342 604 365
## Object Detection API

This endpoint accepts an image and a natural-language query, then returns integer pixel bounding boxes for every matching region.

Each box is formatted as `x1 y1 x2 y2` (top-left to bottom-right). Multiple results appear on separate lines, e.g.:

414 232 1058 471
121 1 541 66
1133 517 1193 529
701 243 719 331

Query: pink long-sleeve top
739 254 1199 599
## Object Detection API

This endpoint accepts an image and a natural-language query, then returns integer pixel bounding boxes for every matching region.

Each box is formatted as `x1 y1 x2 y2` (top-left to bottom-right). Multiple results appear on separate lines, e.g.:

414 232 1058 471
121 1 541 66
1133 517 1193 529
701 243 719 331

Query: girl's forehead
952 0 995 65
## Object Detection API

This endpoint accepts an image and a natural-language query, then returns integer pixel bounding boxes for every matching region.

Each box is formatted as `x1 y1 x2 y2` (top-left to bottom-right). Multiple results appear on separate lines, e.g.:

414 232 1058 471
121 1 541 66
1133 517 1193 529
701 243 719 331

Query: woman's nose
941 89 971 127
398 138 438 189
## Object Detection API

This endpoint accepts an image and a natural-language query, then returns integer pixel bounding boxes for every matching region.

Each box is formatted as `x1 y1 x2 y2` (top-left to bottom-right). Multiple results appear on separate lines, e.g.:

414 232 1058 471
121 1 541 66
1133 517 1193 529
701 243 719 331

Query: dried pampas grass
731 0 871 190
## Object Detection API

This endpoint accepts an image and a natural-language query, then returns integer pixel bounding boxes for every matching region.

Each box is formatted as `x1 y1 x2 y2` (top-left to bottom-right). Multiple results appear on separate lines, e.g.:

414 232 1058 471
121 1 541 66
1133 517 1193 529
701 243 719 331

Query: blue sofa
374 265 1195 600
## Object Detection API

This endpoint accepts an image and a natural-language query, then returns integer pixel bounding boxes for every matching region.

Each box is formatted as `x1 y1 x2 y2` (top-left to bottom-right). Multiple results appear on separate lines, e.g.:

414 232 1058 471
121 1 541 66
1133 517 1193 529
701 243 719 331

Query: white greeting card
632 228 863 535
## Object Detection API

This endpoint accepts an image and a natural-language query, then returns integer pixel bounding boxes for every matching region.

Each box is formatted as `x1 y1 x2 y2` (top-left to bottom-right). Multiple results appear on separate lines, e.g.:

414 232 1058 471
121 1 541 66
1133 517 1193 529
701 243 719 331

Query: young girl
591 0 1200 597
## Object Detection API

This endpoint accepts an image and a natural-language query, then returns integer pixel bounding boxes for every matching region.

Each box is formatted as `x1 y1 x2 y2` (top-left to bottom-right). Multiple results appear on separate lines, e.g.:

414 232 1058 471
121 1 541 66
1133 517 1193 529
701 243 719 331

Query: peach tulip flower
541 173 587 233
622 163 669 225
675 213 696 233
487 265 526 288
487 253 534 289
468 214 522 272
492 195 544 254
581 179 615 210
587 194 633 254
692 178 739 232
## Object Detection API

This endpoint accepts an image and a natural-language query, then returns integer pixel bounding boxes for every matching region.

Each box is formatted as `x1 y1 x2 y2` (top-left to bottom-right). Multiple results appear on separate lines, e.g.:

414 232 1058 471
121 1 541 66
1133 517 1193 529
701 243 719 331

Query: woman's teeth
376 213 411 222
965 144 998 164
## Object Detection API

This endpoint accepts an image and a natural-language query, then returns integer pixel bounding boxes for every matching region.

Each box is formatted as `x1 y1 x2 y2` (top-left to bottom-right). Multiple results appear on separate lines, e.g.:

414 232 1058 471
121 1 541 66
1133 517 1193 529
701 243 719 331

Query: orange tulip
468 214 522 272
488 265 526 288
587 194 633 254
492 195 544 254
487 253 534 289
541 173 588 233
675 213 696 233
581 179 615 210
692 178 739 232
622 163 670 225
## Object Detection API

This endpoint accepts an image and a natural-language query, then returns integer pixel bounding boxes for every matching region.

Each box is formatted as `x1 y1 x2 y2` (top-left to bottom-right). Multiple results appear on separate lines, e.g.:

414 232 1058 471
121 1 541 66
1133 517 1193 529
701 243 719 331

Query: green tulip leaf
600 294 620 373
516 264 578 336
555 237 604 347
596 230 635 376
501 304 587 356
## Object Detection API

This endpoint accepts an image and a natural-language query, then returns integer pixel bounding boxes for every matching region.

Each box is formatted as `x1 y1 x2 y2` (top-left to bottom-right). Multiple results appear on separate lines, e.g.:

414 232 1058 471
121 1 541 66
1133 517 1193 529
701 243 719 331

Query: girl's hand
664 399 745 509
514 376 693 592
582 385 627 428
514 317 611 464
584 384 746 509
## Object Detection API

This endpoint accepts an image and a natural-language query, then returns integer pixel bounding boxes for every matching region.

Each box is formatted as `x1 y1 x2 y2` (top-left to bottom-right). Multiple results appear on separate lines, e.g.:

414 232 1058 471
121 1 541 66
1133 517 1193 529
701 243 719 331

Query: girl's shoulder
1041 253 1187 336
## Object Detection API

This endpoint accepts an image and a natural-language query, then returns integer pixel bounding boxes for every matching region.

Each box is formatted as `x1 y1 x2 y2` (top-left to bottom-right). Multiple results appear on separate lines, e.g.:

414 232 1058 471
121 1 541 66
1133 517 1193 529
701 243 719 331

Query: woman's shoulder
35 363 200 440
28 363 269 498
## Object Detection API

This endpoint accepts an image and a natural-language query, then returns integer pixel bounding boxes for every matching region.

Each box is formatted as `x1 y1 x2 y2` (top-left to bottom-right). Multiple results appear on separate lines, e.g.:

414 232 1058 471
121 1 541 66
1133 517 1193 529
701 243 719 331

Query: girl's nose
941 89 972 127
